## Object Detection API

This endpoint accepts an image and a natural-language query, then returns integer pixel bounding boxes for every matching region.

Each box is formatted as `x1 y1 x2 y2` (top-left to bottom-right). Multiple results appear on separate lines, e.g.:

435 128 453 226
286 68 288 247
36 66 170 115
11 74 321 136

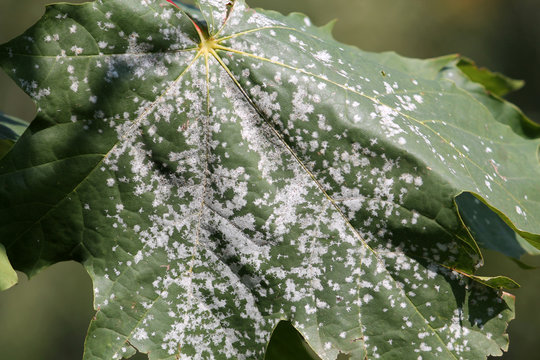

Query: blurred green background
0 0 539 359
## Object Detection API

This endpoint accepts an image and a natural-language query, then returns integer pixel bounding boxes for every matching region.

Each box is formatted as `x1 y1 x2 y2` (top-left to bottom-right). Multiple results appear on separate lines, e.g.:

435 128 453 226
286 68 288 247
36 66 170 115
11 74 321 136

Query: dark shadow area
467 281 513 329
456 192 538 261
265 320 354 359
127 352 149 360
265 320 321 360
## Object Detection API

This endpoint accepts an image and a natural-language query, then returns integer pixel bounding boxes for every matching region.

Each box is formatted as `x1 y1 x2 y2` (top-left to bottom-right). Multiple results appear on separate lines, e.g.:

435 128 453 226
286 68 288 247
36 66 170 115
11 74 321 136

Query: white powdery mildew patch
249 85 280 119
158 239 271 358
214 64 375 358
100 32 171 81
266 173 312 236
438 308 475 355
317 139 427 249
18 79 51 101
21 1 510 358
370 103 404 139
215 20 506 356
314 50 332 63
245 11 280 28
92 57 279 359
290 87 315 123
126 32 153 54
226 55 477 358
221 78 283 182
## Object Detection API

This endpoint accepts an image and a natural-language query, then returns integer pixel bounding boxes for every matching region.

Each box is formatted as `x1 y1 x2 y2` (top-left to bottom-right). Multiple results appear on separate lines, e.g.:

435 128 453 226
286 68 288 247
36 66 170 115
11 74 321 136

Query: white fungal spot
314 50 332 63
70 45 83 55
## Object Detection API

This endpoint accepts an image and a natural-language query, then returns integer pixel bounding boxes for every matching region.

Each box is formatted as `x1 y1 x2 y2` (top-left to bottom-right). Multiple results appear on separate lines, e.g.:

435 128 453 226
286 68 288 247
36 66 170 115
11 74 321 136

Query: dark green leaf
457 192 540 260
265 321 320 360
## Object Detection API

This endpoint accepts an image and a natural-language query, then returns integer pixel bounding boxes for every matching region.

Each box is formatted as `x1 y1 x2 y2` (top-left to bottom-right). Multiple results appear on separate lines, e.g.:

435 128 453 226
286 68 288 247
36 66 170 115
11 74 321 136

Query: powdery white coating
370 104 405 139
314 50 332 63
2 0 519 359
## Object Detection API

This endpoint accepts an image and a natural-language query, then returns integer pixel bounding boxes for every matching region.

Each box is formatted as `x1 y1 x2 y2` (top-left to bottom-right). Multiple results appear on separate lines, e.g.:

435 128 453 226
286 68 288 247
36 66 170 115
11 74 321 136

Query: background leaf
457 193 540 260
0 111 26 290
0 244 17 291
0 111 27 141
0 111 28 158
456 57 524 98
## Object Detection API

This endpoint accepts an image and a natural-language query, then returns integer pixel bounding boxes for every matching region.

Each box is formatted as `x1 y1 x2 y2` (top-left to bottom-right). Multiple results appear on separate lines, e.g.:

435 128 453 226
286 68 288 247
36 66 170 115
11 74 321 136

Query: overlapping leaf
1 0 537 359
0 112 28 159
0 112 26 290
362 51 540 260
0 243 17 291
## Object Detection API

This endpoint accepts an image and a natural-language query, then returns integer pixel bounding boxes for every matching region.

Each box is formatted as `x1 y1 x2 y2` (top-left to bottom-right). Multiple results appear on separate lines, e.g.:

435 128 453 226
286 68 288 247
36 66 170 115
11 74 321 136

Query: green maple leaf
1 0 538 359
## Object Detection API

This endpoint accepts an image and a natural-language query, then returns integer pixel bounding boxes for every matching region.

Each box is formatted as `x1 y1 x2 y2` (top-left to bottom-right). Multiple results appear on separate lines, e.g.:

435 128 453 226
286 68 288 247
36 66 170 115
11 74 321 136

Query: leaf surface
0 0 536 359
